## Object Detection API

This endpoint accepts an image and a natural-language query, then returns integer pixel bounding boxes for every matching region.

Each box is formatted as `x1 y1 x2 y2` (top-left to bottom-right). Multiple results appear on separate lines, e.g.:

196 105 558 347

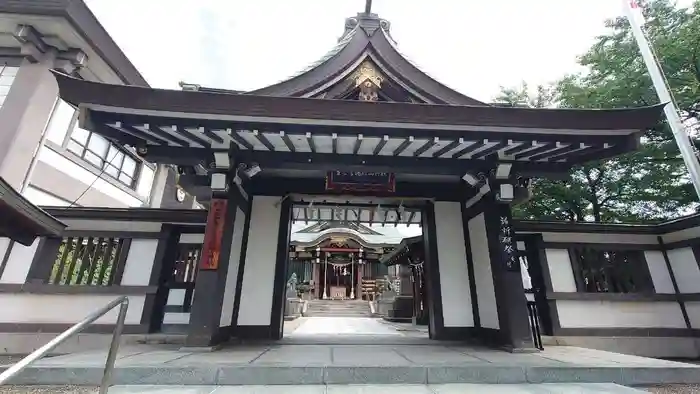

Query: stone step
3 364 700 387
0 383 655 393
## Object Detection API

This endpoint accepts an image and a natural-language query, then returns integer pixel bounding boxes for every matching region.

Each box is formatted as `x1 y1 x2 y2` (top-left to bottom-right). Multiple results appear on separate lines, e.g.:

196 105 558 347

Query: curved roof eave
291 228 404 248
248 26 365 97
247 16 487 105
369 28 486 106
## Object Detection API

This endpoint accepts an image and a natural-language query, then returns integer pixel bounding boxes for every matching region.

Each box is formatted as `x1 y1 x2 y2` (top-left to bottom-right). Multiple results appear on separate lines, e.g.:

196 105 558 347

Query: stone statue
286 273 298 298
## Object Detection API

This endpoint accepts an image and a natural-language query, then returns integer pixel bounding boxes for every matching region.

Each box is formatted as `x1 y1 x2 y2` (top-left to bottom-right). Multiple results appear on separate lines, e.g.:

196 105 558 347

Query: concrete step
305 301 370 317
0 383 655 393
3 364 700 387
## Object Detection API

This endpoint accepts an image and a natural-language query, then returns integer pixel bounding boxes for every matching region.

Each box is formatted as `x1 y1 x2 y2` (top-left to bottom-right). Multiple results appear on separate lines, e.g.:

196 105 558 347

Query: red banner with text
199 198 227 270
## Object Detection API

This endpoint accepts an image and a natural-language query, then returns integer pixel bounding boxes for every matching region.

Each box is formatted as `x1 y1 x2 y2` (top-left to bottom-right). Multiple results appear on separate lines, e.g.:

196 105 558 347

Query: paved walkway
289 317 403 336
3 343 698 386
101 383 650 393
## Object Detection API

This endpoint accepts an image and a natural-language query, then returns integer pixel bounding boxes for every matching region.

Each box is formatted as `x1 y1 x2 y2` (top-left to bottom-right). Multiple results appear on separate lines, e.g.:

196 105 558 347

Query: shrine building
43 4 666 352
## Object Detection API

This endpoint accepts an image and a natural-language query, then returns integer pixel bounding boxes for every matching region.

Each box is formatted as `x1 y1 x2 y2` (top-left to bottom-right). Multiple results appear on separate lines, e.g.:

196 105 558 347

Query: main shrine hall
50 1 664 351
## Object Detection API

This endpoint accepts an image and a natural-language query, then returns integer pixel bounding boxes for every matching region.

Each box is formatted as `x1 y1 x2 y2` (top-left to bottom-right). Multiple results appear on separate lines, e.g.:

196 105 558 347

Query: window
0 64 19 110
570 247 654 293
66 126 140 188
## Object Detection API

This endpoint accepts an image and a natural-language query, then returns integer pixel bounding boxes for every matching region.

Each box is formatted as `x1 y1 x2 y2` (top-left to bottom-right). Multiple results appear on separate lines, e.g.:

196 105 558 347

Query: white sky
84 0 693 102
82 0 693 237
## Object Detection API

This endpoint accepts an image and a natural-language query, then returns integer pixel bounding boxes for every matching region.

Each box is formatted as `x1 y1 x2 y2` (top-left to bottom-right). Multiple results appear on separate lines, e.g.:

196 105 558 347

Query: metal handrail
0 295 129 394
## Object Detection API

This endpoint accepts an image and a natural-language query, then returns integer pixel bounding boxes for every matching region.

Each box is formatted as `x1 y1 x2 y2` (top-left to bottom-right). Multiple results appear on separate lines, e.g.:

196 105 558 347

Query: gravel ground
642 385 700 393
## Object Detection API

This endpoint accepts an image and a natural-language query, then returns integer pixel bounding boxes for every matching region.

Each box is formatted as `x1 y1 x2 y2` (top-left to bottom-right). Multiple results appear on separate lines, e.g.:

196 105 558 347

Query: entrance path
2 344 699 387
288 317 403 336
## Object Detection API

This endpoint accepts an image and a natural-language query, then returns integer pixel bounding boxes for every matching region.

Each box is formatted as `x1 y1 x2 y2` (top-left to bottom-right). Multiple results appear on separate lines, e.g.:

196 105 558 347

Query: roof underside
54 72 663 184
0 177 66 246
291 202 422 227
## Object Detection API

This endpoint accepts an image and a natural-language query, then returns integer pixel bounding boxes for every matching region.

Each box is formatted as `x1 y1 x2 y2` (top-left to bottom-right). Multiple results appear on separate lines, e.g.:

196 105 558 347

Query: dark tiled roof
0 177 65 245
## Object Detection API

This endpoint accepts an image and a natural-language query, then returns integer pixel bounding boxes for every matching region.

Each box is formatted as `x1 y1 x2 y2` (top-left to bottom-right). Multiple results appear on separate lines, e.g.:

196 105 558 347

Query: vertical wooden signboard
199 199 227 270
498 214 520 272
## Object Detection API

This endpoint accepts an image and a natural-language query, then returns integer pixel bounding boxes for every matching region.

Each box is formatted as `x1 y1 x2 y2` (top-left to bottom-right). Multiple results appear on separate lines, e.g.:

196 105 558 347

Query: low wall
3 205 700 358
516 216 700 358
0 207 205 354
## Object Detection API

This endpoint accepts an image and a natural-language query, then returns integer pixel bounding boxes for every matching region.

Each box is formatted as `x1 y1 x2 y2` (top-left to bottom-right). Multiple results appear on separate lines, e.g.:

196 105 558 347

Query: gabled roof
189 10 485 105
290 222 407 247
295 221 383 235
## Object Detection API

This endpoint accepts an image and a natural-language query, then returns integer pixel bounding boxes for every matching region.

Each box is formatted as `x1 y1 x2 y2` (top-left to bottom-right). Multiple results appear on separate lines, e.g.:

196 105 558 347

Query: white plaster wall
545 249 577 292
237 196 281 327
434 202 473 328
556 300 686 328
180 233 204 244
36 146 143 207
0 238 11 261
644 250 675 294
0 294 145 325
0 239 39 284
220 207 246 327
542 232 657 245
667 248 700 293
23 186 72 206
468 213 499 329
163 289 190 325
120 239 158 286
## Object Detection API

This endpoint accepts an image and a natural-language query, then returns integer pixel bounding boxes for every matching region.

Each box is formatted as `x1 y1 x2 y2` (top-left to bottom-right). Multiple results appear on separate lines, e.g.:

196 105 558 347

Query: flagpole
623 0 700 200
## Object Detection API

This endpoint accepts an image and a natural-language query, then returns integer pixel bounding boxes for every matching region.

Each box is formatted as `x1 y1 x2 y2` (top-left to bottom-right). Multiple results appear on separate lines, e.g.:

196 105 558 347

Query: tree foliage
496 0 700 223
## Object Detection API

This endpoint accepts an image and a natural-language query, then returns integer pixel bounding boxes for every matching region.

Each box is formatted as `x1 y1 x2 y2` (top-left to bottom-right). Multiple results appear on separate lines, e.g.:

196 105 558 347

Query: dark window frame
64 125 142 190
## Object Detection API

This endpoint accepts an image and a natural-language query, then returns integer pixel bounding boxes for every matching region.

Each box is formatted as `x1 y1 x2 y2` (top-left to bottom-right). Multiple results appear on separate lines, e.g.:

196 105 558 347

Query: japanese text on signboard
499 215 519 272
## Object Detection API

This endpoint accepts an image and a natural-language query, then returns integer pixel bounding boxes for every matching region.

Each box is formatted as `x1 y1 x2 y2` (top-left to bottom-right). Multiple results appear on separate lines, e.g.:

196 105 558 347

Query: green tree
496 0 700 223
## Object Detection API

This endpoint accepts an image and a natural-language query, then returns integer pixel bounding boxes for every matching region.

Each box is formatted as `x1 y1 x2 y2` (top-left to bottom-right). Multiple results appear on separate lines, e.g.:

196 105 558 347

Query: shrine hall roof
290 222 408 246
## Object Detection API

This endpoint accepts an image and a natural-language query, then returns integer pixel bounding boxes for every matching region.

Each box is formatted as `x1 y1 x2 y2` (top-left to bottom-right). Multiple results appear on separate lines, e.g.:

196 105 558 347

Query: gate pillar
184 164 249 348
482 195 534 351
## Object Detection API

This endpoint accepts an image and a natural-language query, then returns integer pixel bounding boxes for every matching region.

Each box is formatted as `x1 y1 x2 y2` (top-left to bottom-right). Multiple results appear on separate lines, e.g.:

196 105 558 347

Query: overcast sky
85 0 694 102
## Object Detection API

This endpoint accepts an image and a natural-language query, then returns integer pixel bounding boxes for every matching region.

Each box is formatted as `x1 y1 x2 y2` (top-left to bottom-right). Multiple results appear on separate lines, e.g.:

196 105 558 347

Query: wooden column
483 195 534 351
185 196 238 348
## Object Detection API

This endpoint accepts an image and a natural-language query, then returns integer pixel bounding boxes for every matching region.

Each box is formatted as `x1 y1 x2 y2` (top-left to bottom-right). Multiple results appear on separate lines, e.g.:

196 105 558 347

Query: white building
0 1 194 209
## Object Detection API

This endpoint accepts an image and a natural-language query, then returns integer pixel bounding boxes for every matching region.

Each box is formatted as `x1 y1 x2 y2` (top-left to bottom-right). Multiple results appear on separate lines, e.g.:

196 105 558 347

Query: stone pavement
2 343 699 386
99 383 654 393
289 317 403 336
2 318 699 388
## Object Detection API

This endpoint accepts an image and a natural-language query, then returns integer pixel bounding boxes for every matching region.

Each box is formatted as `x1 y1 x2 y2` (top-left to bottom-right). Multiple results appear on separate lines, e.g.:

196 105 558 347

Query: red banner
199 198 227 270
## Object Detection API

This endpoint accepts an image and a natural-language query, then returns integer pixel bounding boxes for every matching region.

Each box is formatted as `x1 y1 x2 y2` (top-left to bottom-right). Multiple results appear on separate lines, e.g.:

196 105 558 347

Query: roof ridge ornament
353 60 383 101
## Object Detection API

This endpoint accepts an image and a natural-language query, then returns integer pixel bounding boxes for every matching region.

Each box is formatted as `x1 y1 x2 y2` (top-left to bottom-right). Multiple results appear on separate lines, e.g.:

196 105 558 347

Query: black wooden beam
141 146 213 166
247 177 471 201
235 150 570 177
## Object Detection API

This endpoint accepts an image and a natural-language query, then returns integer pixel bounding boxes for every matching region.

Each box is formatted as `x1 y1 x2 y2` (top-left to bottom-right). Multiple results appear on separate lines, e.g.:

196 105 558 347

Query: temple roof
54 72 664 176
290 221 408 246
184 8 484 104
49 4 667 201
380 235 423 266
0 177 66 246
